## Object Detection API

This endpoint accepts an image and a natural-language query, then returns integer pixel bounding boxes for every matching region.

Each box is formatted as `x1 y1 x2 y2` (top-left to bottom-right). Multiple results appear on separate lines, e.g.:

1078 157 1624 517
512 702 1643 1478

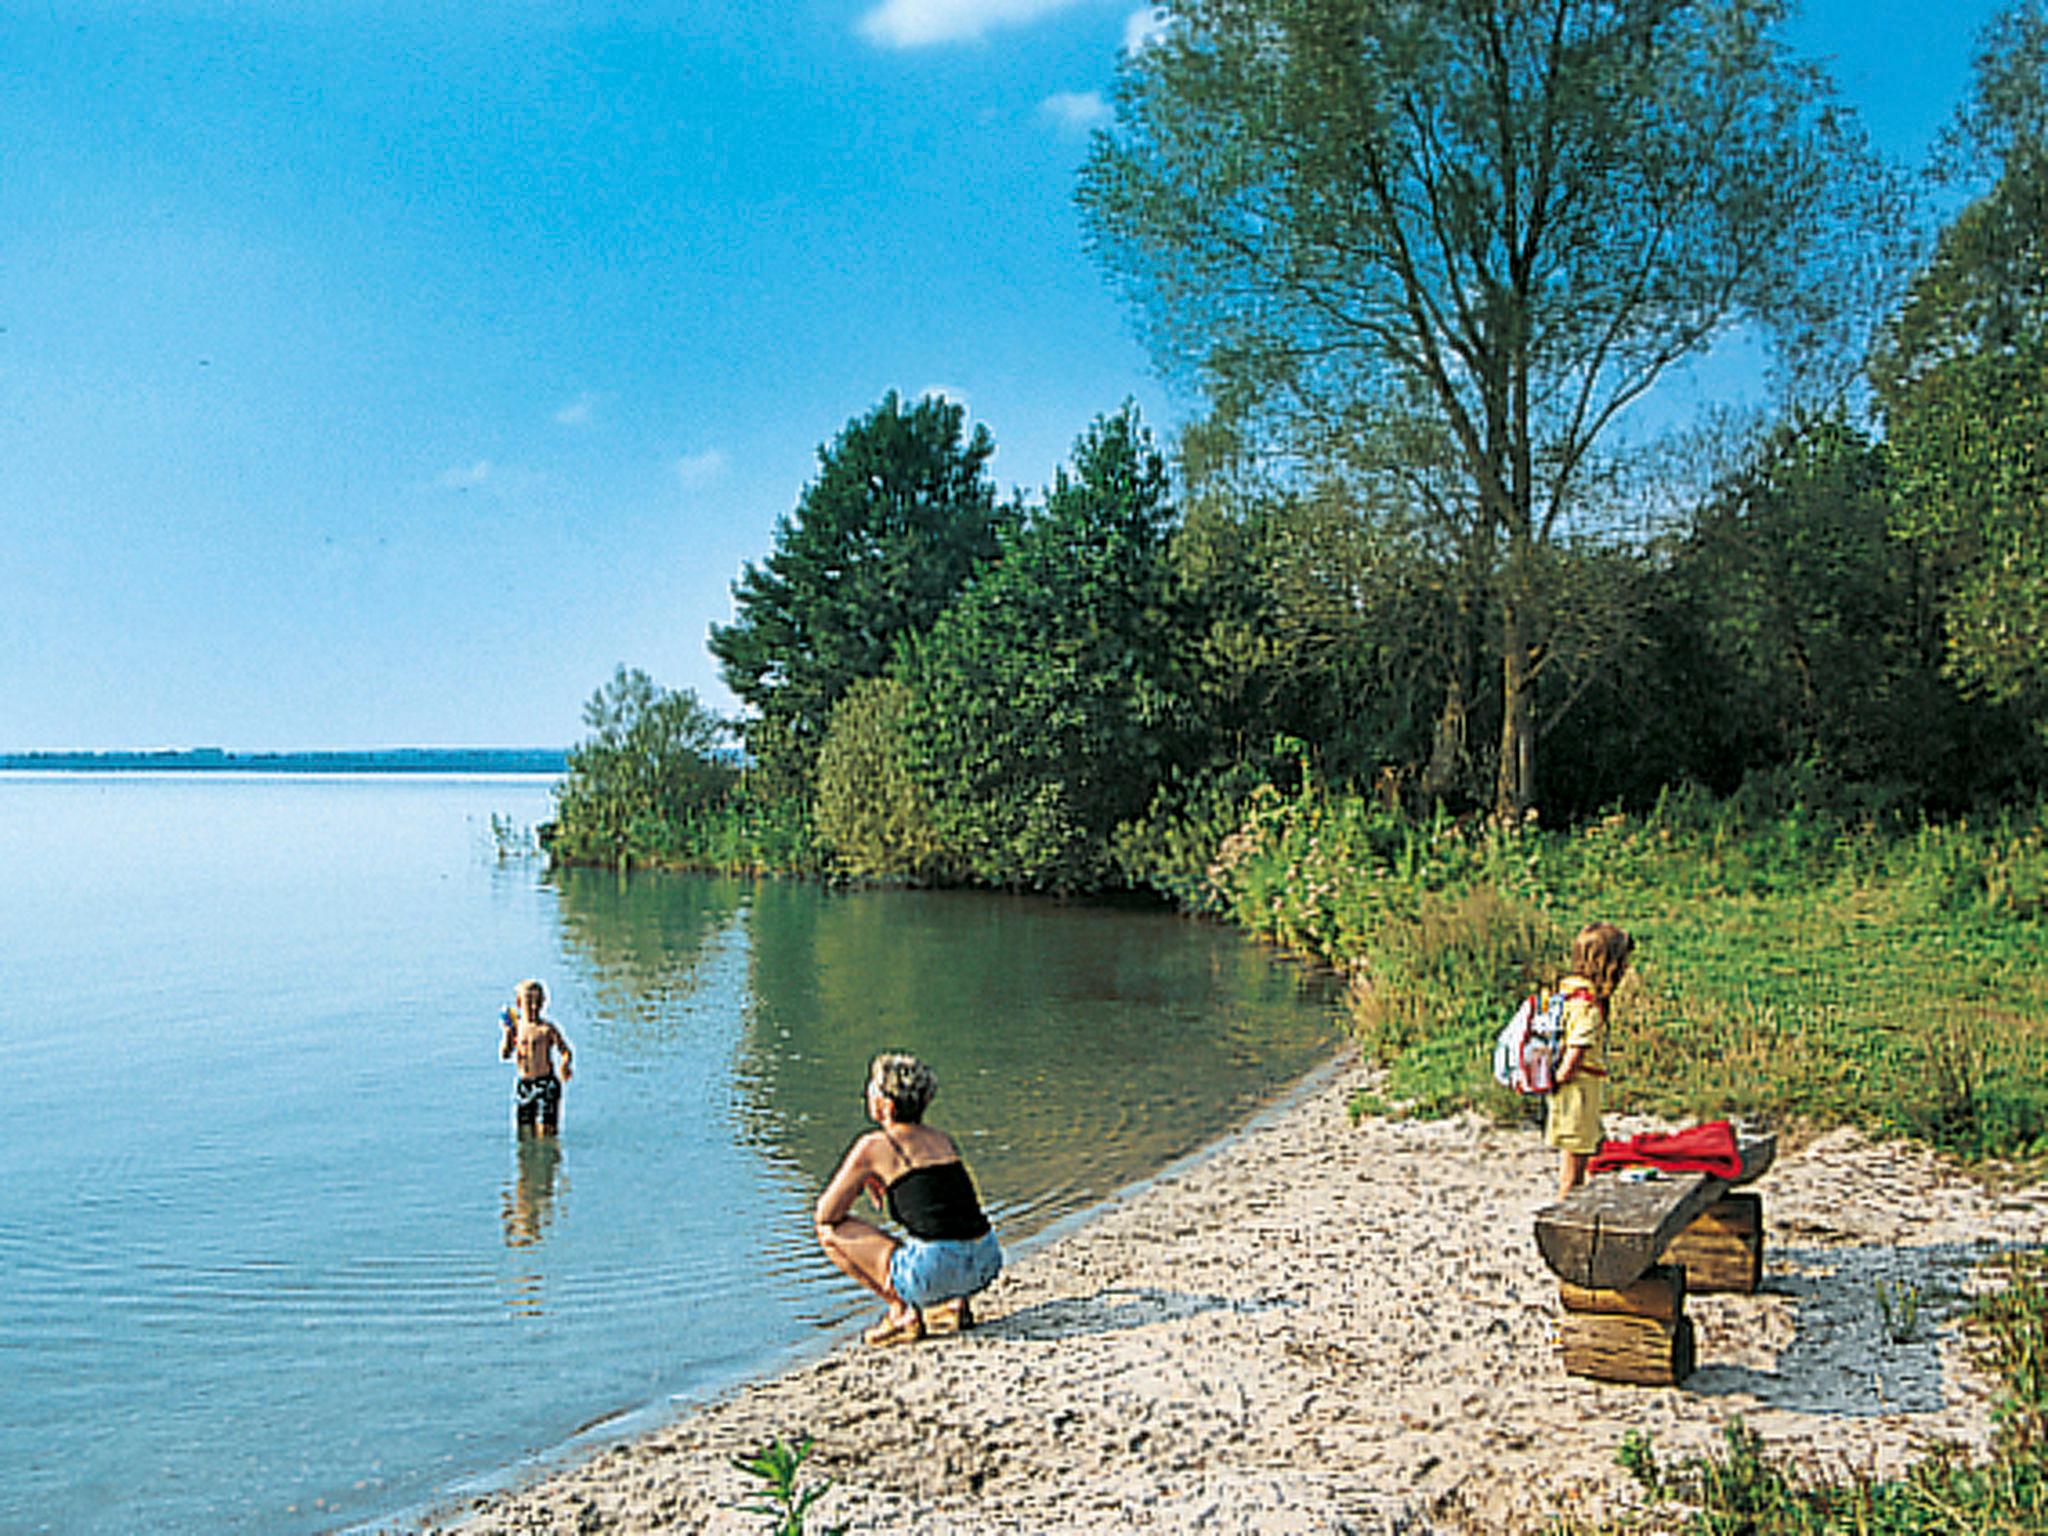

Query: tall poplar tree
1081 0 1891 820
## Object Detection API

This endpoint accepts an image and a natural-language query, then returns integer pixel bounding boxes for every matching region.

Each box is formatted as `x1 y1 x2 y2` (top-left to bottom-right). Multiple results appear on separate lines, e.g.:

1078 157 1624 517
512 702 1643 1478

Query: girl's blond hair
1570 923 1635 1001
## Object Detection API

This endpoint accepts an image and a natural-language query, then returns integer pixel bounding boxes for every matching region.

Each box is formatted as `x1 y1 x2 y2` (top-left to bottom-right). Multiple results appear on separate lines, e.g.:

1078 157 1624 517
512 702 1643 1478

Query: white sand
425 1052 2048 1534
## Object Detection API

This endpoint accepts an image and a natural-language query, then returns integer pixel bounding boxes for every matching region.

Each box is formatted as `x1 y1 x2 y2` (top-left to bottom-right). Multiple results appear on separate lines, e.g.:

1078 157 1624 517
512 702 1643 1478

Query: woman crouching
815 1052 1002 1346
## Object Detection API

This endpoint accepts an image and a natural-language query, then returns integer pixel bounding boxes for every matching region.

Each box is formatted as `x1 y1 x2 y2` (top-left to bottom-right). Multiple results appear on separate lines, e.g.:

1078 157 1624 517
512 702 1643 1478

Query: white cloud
1123 6 1170 53
675 449 728 490
858 0 1088 49
552 392 603 427
438 460 494 490
1040 90 1111 134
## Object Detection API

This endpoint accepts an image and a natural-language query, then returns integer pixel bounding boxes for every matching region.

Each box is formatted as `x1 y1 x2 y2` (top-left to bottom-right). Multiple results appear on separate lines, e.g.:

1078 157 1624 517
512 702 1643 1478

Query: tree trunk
1496 597 1536 824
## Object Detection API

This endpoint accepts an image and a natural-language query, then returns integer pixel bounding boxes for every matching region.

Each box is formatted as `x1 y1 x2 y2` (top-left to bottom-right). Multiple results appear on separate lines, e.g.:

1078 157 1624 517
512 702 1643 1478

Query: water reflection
723 881 1342 1238
547 866 747 1037
502 1135 564 1250
500 1136 566 1316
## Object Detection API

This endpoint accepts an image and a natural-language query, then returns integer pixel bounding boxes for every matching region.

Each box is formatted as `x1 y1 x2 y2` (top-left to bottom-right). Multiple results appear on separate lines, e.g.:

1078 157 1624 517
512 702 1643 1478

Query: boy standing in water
500 979 573 1135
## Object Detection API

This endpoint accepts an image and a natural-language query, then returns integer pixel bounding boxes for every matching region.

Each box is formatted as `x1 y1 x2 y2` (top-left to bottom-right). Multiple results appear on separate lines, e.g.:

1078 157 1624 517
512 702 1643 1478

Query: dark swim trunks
515 1073 562 1129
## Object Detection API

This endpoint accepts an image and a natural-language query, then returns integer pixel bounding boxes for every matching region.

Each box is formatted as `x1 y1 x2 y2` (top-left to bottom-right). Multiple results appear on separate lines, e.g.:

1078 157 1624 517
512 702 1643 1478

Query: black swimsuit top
884 1156 991 1242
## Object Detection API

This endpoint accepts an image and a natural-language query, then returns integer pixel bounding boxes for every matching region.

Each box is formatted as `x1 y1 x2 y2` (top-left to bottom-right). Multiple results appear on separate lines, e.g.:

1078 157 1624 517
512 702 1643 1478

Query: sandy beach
426 1051 2048 1534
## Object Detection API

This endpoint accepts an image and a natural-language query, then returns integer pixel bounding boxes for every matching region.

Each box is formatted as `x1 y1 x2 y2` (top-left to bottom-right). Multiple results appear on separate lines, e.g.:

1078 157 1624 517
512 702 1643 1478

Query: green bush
812 676 951 883
546 668 735 868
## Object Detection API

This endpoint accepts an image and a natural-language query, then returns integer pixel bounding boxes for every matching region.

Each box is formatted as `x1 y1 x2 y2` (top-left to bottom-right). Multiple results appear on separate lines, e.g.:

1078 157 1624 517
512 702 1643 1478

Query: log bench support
1535 1134 1775 1387
1557 1264 1694 1386
1658 1191 1762 1295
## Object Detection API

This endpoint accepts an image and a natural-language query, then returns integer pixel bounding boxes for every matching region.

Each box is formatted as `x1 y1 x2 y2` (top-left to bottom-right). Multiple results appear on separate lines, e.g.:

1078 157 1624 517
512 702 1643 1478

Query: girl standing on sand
815 1052 1002 1347
1548 922 1635 1199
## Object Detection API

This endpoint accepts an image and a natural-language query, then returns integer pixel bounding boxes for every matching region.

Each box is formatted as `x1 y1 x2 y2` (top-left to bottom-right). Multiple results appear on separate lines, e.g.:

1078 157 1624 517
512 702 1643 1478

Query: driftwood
1534 1132 1776 1291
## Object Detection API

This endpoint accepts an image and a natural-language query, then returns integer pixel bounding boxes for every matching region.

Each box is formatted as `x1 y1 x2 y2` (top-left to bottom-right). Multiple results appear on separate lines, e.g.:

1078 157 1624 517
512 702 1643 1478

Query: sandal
922 1296 973 1336
863 1312 924 1348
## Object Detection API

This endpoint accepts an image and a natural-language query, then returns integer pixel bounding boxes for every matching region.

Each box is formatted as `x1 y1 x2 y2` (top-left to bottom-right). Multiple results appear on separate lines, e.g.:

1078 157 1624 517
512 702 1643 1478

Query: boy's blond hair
1570 923 1635 1001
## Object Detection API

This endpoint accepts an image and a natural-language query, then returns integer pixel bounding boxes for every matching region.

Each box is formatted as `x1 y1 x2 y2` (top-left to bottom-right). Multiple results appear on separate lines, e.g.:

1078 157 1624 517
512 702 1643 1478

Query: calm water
0 774 1340 1535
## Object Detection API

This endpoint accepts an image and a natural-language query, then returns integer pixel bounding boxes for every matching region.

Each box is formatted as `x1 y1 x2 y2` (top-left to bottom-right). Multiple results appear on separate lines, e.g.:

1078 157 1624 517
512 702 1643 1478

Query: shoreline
423 1055 2048 1534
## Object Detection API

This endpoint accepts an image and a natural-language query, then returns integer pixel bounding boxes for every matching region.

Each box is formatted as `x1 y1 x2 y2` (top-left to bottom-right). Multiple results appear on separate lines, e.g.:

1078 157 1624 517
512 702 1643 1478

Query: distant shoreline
0 748 567 774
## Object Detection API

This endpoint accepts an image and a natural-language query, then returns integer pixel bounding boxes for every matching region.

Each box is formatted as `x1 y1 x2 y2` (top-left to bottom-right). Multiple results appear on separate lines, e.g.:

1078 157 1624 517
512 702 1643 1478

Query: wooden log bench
1533 1132 1776 1386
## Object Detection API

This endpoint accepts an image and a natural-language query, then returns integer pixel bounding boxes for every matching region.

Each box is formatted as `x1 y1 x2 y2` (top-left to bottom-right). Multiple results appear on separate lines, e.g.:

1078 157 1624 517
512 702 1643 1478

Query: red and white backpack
1491 986 1591 1095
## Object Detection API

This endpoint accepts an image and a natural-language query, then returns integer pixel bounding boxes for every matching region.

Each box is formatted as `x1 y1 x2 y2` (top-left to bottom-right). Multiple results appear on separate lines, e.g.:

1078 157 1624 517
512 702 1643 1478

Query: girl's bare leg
816 1216 913 1326
1558 1151 1589 1200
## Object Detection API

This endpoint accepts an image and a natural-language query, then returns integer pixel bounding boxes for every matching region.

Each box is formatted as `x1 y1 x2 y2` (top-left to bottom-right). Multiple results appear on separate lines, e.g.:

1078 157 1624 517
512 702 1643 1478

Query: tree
899 406 1186 891
1876 2 2048 725
549 667 733 866
1169 419 1464 796
708 392 1011 791
812 676 951 883
1080 0 1891 820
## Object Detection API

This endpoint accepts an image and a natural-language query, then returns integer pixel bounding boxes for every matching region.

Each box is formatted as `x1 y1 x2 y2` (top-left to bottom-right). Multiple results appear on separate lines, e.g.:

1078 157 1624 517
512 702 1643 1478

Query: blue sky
0 0 2011 750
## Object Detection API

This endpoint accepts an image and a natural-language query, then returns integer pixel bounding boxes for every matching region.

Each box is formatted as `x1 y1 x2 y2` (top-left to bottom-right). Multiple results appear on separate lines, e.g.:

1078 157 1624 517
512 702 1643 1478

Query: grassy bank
1194 782 2048 1532
1203 781 2048 1166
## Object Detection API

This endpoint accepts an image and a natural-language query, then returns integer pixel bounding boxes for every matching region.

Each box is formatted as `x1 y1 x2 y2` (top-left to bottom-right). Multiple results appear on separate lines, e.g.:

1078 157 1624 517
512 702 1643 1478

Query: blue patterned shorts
888 1229 1002 1309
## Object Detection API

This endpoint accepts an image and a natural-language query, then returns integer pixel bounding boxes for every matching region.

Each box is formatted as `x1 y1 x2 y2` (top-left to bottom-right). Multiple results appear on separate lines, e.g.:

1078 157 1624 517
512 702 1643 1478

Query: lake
0 773 1341 1534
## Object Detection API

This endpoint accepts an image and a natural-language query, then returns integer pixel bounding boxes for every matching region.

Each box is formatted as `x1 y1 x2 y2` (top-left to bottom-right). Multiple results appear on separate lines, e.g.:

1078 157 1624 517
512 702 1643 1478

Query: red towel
1586 1120 1742 1180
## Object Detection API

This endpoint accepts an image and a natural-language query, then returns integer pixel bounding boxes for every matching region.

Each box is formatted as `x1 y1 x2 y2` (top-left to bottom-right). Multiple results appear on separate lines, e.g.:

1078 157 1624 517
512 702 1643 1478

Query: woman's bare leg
816 1216 913 1325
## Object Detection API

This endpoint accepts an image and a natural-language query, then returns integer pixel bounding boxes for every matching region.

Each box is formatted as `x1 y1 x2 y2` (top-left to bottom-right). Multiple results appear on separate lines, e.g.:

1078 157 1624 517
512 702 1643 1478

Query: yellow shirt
1558 973 1605 1077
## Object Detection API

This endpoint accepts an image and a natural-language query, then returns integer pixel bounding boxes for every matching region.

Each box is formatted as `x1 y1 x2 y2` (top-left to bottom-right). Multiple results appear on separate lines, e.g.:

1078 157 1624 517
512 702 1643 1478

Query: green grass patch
1208 784 2048 1165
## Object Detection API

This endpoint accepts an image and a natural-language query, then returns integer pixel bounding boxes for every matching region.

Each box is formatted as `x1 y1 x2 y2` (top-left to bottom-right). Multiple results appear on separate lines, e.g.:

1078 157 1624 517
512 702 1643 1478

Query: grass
1207 782 2048 1166
1553 1252 2048 1535
730 1435 844 1536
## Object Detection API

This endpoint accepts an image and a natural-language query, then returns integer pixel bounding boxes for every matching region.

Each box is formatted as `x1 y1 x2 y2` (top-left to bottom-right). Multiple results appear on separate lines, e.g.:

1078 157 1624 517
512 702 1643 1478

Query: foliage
1208 780 2048 1159
730 1435 846 1536
1168 434 1463 800
1876 2 2048 726
1110 762 1272 912
708 392 1012 793
898 405 1188 891
670 783 820 877
1666 415 2044 803
1081 0 1895 820
812 675 952 883
1570 1253 2048 1533
545 668 735 868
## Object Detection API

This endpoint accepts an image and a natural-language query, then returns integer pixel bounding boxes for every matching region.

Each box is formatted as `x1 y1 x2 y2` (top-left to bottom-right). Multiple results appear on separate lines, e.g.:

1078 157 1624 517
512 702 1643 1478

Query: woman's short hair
869 1052 936 1123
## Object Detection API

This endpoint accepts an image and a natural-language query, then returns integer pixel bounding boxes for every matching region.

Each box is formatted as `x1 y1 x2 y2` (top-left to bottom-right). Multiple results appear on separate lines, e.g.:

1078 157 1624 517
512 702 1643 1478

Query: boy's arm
1555 998 1598 1085
553 1026 573 1080
500 1020 516 1060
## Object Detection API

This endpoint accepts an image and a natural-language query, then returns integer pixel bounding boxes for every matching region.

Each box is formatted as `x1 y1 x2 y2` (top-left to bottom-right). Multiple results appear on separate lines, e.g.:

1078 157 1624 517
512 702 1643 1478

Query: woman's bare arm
815 1134 882 1228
